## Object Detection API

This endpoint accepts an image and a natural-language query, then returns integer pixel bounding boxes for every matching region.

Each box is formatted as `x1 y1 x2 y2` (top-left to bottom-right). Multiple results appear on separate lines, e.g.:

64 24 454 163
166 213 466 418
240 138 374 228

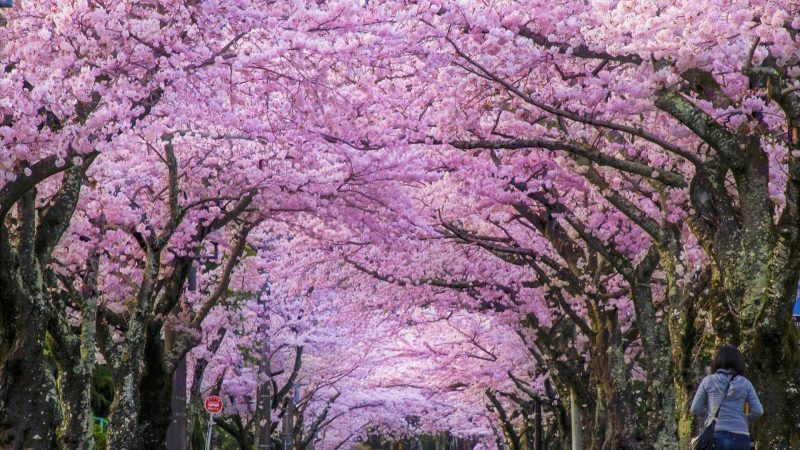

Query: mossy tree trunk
49 251 100 450
657 76 800 447
0 158 94 449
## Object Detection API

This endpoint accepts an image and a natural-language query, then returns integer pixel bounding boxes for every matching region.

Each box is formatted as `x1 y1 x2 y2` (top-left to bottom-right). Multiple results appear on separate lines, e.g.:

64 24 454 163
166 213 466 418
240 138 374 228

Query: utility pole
282 384 300 450
256 358 272 449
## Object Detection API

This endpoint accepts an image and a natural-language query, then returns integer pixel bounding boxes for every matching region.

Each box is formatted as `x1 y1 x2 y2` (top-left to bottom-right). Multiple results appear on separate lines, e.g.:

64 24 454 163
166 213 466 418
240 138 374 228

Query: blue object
794 285 800 315
713 431 751 450
0 0 11 8
292 384 301 403
93 417 108 433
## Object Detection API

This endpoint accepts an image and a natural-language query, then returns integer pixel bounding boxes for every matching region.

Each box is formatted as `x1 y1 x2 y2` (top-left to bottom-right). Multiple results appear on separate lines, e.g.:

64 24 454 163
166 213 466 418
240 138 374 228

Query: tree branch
274 346 304 408
654 90 747 170
35 154 98 264
190 222 256 327
446 37 701 165
451 138 687 188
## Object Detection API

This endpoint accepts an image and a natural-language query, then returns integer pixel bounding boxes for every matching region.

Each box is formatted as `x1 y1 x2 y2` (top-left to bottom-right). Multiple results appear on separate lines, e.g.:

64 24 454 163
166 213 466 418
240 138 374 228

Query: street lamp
282 383 301 450
256 280 273 450
188 243 219 291
167 247 219 450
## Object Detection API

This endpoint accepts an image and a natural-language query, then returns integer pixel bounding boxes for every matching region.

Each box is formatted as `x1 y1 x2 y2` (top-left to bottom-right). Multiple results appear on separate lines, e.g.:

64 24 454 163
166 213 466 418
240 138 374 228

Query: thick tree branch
451 138 687 188
446 38 701 165
486 389 522 450
300 392 342 450
562 214 635 281
580 164 663 239
34 154 98 264
654 90 748 170
274 346 304 408
0 151 100 221
517 26 644 64
190 223 256 327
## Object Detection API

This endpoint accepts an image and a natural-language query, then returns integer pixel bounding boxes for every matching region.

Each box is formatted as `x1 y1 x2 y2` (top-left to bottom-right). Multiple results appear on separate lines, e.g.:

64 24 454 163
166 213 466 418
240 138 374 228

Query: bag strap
710 374 736 421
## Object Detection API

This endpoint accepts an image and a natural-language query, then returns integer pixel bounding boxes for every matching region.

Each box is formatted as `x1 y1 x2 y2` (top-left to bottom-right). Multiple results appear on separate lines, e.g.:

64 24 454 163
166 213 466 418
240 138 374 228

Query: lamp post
165 266 192 450
256 281 273 450
167 245 218 450
570 389 583 450
282 383 301 450
165 342 188 450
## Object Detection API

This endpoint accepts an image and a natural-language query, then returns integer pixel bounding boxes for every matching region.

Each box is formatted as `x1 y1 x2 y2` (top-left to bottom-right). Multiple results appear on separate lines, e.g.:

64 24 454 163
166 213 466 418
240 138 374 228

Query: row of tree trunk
437 43 800 450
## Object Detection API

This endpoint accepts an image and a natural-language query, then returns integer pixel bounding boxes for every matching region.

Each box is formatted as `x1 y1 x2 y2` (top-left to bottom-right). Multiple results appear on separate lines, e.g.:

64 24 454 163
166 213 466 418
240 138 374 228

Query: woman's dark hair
711 344 746 375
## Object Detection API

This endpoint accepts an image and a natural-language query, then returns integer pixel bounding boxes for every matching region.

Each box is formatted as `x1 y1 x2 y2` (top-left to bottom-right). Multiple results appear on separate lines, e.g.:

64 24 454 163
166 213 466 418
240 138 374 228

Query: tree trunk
50 253 100 450
591 315 644 450
0 157 95 450
54 347 96 450
747 320 800 449
0 191 76 449
629 275 679 448
658 230 707 450
0 291 60 450
534 400 543 450
659 87 800 446
51 301 97 450
139 323 172 450
107 320 147 450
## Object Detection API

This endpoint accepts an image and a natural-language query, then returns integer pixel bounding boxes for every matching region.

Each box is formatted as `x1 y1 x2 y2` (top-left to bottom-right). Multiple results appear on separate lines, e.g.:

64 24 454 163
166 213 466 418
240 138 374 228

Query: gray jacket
690 369 763 435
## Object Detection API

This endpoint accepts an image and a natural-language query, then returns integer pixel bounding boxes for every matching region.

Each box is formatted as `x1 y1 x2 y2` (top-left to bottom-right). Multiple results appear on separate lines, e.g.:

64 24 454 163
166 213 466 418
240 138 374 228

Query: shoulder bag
690 374 736 450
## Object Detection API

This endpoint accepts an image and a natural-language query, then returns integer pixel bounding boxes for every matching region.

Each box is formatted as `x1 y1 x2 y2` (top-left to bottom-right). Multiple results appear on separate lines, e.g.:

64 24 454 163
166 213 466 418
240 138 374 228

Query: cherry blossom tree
301 1 800 446
2 1 799 449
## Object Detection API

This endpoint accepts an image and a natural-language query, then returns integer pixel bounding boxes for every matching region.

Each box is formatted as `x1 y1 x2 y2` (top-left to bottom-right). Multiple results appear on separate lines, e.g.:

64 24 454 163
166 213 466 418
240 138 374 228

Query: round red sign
204 395 223 414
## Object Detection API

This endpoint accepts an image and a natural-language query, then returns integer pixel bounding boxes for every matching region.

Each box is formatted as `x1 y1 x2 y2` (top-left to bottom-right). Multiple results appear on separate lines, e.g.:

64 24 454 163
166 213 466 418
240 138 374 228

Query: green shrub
94 423 108 450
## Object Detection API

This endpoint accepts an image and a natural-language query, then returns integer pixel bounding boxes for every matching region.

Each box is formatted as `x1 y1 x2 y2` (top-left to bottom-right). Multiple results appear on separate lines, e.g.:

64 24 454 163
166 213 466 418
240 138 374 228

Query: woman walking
690 344 763 450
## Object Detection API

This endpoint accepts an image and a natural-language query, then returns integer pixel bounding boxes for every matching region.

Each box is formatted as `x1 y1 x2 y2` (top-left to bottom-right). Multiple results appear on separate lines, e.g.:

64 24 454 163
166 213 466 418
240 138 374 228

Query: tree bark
51 295 98 450
107 318 148 450
658 87 800 447
747 320 800 449
48 249 101 450
53 335 96 450
0 290 60 450
0 161 94 449
588 311 644 450
139 322 173 450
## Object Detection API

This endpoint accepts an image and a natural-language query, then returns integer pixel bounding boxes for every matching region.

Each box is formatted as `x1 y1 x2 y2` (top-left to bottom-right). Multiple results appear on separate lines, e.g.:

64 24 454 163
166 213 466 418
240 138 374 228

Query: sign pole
203 395 223 450
204 412 215 450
